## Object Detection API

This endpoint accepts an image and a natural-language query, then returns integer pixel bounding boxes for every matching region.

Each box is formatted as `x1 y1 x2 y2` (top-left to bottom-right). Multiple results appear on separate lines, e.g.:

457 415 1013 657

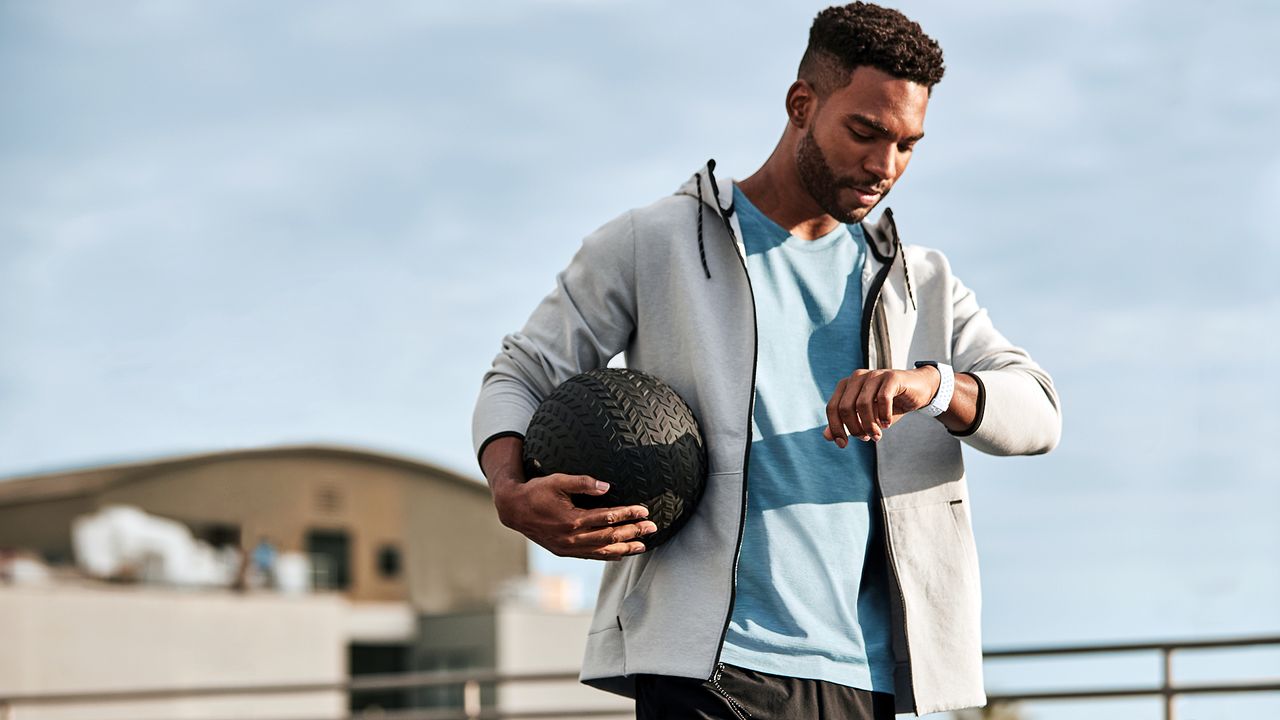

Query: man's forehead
826 67 930 137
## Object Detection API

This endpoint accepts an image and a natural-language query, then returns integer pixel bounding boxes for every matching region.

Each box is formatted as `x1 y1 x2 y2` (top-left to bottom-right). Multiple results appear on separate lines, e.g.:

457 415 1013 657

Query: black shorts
635 661 896 720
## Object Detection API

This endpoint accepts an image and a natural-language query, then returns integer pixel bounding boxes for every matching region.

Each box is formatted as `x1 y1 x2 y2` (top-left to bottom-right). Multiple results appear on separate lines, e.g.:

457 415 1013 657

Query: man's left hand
823 367 940 446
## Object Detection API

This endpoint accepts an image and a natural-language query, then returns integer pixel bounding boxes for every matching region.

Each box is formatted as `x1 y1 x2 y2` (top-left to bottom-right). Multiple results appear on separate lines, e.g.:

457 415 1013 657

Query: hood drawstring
694 159 738 280
880 207 915 312
898 234 916 312
695 173 711 279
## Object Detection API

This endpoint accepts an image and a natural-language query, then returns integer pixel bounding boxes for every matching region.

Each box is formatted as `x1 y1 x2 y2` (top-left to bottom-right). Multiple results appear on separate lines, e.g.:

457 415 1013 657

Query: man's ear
786 79 818 129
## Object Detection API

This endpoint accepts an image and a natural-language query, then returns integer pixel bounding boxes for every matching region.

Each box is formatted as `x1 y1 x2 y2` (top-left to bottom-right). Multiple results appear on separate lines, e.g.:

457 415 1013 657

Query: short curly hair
799 2 945 97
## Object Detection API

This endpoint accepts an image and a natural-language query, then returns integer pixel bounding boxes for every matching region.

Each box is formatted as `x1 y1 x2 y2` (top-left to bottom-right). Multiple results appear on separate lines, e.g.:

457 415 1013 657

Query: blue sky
2 1 1278 717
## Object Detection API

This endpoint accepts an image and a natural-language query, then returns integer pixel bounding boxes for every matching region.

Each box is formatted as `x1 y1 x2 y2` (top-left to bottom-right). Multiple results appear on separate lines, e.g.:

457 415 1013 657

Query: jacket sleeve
947 266 1062 457
470 210 638 470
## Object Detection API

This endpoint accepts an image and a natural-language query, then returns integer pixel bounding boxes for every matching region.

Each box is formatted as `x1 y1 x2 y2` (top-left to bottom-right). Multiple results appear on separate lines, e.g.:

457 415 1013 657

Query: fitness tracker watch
913 361 954 417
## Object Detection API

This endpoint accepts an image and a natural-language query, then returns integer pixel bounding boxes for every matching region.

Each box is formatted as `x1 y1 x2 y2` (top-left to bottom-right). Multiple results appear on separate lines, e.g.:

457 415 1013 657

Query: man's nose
863 144 900 184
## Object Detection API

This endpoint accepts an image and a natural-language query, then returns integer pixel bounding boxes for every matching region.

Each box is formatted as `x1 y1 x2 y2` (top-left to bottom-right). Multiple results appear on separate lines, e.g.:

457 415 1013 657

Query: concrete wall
496 605 633 719
0 584 346 720
414 610 500 709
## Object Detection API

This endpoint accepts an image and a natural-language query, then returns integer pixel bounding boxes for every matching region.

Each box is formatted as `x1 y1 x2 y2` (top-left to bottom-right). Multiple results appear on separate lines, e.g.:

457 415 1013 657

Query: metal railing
0 668 630 720
983 634 1280 720
2 634 1277 719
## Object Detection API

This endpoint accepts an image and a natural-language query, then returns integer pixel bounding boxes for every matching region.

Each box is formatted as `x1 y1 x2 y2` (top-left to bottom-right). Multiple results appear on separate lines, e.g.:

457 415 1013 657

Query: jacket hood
674 159 912 308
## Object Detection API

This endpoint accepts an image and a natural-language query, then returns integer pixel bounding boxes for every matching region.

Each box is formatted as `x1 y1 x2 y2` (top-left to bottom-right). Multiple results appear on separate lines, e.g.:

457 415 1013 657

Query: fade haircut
799 2 945 98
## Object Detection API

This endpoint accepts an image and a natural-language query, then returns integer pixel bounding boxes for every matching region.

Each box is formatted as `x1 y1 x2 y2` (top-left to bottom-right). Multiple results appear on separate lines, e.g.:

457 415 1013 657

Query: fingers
829 370 875 445
827 370 906 445
578 504 651 529
593 539 651 561
512 474 658 561
554 473 612 496
857 373 899 442
874 374 895 430
551 507 657 561
826 375 855 447
570 519 660 560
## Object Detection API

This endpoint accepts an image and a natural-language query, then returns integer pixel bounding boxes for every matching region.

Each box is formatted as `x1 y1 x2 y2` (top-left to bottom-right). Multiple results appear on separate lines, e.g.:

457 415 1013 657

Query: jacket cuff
947 372 985 438
476 431 525 471
471 381 539 469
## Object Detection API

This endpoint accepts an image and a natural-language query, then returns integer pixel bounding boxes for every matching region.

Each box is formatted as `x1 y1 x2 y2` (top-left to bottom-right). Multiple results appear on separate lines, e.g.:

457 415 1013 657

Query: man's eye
849 128 874 140
898 143 916 153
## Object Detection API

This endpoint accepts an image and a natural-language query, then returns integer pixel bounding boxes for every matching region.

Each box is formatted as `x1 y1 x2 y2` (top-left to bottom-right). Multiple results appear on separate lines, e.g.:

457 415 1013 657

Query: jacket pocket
948 498 981 580
588 552 649 635
617 469 736 631
883 498 985 709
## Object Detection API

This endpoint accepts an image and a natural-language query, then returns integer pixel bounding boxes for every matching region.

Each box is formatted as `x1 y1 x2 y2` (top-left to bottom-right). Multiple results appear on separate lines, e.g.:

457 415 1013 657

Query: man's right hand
480 434 655 561
494 472 657 561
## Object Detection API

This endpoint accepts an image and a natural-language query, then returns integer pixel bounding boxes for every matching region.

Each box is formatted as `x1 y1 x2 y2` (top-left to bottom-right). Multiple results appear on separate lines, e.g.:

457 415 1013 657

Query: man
471 3 1061 718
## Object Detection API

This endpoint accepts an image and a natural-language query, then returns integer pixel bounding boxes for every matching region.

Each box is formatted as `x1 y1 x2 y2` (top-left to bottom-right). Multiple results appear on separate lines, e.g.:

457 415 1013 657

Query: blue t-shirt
719 184 896 694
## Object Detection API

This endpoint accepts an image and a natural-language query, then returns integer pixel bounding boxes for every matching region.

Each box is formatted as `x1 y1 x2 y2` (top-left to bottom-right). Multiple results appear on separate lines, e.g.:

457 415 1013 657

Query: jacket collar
862 206 900 264
676 159 900 253
673 158 902 280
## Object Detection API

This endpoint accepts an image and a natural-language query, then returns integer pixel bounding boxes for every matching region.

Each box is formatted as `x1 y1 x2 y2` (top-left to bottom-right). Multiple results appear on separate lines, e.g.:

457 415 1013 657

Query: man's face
795 66 931 224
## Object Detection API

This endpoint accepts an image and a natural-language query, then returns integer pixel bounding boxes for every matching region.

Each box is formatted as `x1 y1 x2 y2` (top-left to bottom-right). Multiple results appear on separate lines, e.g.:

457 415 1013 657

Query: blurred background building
0 444 623 719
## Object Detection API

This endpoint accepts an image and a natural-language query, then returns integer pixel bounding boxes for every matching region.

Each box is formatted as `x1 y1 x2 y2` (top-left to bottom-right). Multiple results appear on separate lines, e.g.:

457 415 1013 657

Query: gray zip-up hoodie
471 160 1062 716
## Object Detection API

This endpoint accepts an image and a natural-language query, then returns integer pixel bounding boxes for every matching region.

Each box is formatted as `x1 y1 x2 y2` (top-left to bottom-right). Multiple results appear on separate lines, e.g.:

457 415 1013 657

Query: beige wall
0 495 94 562
495 605 633 718
0 450 528 611
404 474 527 613
0 584 346 720
100 455 413 602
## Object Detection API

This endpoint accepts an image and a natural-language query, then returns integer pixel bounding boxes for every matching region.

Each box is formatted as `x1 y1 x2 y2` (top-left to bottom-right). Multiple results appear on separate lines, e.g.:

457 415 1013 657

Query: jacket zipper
862 243 917 711
709 205 759 675
706 212 910 702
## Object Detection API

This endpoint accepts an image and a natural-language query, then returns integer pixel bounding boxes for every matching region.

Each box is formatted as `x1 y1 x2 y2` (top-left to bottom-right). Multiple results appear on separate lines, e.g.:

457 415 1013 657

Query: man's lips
848 185 884 206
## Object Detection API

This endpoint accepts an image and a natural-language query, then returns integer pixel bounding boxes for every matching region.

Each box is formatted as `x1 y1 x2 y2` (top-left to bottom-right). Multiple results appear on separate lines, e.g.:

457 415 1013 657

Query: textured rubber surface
523 368 708 548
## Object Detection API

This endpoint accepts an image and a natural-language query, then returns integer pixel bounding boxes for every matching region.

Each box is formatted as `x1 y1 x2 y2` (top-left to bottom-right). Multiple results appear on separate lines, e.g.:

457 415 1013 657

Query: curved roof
0 444 488 507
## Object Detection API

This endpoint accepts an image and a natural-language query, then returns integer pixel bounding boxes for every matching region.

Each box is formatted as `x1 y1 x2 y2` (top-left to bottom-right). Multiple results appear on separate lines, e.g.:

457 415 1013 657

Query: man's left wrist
913 361 954 417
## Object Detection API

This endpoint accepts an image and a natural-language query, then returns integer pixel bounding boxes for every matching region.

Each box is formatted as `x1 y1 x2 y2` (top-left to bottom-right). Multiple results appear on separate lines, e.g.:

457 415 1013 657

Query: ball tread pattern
523 368 708 548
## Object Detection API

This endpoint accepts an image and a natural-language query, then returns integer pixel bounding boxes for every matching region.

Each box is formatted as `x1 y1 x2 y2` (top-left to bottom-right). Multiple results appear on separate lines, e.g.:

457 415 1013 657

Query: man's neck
736 155 842 241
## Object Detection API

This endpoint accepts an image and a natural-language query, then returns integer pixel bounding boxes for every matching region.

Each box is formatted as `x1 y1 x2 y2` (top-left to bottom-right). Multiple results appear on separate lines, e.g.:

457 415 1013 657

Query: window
198 523 241 549
377 544 402 579
349 644 410 711
306 529 351 590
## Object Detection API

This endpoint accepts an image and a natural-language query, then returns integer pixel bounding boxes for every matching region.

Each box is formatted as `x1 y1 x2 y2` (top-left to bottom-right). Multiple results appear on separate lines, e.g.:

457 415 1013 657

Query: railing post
463 679 481 719
1161 646 1176 720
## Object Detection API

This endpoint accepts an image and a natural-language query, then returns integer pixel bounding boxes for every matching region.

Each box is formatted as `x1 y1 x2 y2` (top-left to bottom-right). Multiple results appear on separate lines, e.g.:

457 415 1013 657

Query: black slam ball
522 368 708 549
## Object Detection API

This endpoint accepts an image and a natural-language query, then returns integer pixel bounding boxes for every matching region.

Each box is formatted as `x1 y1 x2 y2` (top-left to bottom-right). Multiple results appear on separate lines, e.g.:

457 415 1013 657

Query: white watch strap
917 362 954 417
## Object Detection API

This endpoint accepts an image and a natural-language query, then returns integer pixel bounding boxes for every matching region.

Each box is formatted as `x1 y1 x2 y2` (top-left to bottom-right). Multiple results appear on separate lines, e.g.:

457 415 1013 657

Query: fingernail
836 438 847 448
637 507 649 518
643 522 658 534
596 481 609 492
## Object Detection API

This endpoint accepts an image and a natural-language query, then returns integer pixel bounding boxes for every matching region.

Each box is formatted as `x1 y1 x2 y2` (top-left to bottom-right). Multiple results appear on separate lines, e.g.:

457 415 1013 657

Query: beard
796 126 889 224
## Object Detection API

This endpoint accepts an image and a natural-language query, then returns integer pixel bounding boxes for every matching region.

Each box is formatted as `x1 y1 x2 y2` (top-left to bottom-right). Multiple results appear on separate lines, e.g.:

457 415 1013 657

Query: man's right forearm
480 435 526 510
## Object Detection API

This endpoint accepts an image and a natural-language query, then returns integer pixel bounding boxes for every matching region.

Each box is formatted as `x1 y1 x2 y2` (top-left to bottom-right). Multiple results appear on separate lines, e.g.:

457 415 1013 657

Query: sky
1 1 1278 717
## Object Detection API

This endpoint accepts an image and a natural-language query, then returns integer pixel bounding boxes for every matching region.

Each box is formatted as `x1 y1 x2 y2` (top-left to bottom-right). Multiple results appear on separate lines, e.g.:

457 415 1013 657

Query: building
0 445 629 719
